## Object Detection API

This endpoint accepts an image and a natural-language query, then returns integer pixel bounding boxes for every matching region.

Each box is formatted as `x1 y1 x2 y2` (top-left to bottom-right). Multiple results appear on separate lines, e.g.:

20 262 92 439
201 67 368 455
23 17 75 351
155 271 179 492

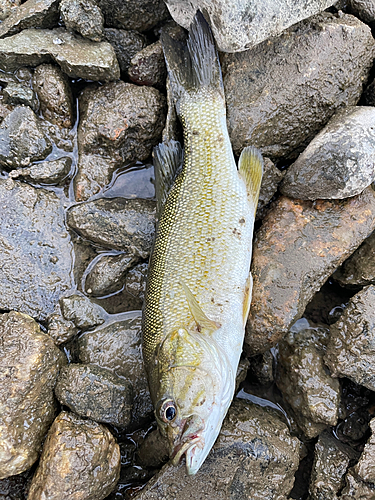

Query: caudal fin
161 10 224 114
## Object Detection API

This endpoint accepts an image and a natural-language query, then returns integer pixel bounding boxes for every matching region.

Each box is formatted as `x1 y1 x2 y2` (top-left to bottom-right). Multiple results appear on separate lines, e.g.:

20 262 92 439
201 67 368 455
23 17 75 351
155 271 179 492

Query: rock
66 198 156 259
256 157 284 220
27 411 120 500
136 429 169 469
245 187 375 354
96 0 169 32
128 40 166 88
309 430 358 500
104 28 146 75
59 293 106 330
84 253 139 297
165 0 337 53
55 364 133 427
1 80 38 111
0 28 120 81
75 81 166 201
125 261 148 301
363 79 375 106
281 107 375 200
0 0 19 21
0 312 66 479
325 285 375 391
0 0 59 39
248 350 274 385
222 12 375 159
340 472 375 499
0 106 51 168
60 0 104 42
348 0 375 24
9 157 72 185
276 319 340 438
136 399 300 500
333 231 375 288
0 179 73 321
0 101 14 122
47 311 78 345
77 313 153 425
353 417 375 483
32 64 74 129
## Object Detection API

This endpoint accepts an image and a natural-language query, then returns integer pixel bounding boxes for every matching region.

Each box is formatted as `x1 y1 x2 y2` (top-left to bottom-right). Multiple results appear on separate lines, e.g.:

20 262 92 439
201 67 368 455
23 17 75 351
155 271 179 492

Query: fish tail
161 10 224 115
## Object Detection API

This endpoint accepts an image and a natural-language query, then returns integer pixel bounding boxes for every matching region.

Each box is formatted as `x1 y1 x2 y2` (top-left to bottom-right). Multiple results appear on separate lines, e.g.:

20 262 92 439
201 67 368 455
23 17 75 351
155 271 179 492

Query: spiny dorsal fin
153 140 183 215
180 281 220 334
238 146 264 215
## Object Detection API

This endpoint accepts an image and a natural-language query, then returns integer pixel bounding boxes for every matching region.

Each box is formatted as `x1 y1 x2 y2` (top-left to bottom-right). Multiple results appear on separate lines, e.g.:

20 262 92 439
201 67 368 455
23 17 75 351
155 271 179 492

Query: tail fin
161 10 224 114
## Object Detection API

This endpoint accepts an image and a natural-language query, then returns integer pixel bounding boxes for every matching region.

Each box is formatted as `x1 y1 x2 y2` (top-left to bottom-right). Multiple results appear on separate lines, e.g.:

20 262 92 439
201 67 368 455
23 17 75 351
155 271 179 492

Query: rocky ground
1 0 375 499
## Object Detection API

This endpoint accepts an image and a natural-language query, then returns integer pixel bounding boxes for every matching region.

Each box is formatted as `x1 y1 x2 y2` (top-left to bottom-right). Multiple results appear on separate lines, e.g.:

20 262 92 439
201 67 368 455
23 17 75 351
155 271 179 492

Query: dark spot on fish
232 228 241 239
239 218 245 224
192 130 199 136
207 237 211 242
211 297 215 303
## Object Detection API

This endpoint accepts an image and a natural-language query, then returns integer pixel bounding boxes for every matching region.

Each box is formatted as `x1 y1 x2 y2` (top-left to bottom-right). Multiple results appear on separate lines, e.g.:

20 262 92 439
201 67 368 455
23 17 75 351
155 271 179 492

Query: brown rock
354 417 375 483
246 187 375 354
0 0 59 39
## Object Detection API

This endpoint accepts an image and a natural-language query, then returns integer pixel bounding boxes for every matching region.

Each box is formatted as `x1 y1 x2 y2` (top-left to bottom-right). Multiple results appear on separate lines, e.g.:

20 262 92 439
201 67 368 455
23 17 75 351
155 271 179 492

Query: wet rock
0 0 59 39
0 101 14 122
0 0 19 21
104 28 146 75
0 312 66 479
77 313 153 425
309 430 358 500
60 293 106 330
60 0 104 42
136 399 300 500
353 417 375 483
248 350 274 385
246 187 375 354
27 411 120 500
0 28 120 81
84 253 139 297
75 81 166 201
0 106 51 168
2 80 38 111
222 12 375 159
325 285 375 391
47 311 78 345
363 79 375 106
96 0 169 32
276 319 340 438
340 471 375 499
348 0 375 24
281 107 375 200
136 429 169 469
333 231 375 288
67 198 156 259
33 64 74 129
9 157 72 185
256 157 284 220
125 261 148 301
0 179 73 321
128 40 166 88
55 364 133 427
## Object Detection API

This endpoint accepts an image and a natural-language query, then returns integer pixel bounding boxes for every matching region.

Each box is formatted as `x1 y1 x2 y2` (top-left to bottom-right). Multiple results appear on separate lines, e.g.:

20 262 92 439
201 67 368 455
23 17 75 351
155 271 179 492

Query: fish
142 11 263 475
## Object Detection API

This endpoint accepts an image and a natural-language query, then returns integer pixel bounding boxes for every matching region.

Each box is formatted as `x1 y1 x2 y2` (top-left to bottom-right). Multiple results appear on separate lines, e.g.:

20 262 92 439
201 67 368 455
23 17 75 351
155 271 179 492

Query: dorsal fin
242 273 253 328
153 140 183 215
238 146 264 215
180 282 220 334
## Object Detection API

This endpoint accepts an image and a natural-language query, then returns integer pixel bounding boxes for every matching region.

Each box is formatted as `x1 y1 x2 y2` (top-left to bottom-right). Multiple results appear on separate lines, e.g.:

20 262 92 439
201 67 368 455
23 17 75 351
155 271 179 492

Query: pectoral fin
243 273 253 327
180 282 220 334
238 146 264 215
153 140 183 216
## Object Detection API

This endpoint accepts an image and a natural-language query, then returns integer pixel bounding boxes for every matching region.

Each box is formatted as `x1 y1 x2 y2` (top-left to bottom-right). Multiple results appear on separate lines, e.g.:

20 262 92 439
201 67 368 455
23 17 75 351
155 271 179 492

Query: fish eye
160 399 177 423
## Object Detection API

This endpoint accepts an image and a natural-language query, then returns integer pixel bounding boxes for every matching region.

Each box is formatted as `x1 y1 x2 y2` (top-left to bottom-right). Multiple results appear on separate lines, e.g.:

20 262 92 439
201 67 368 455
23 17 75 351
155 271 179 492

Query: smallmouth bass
142 11 263 475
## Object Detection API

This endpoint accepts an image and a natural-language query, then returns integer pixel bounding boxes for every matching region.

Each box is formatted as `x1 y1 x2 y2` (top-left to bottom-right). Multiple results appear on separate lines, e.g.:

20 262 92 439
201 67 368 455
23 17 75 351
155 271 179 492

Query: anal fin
238 146 264 215
243 273 253 328
153 140 183 215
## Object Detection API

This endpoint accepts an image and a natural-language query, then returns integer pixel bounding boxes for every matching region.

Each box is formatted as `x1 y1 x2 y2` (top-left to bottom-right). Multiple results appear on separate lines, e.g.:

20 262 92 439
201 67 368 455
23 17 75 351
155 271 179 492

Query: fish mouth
170 434 204 466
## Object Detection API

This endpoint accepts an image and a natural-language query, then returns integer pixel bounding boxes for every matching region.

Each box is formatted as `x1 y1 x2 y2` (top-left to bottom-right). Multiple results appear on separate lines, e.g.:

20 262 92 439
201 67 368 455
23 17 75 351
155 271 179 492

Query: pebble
46 310 78 345
60 0 104 42
0 0 59 39
59 293 106 330
104 27 146 75
128 40 166 88
9 157 72 185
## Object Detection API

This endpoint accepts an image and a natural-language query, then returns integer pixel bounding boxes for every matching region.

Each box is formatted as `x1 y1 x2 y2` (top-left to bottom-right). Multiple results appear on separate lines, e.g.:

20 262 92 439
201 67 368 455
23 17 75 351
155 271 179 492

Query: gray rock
0 0 19 21
0 101 14 122
276 319 340 438
136 399 300 500
325 285 375 391
348 0 375 24
281 107 375 200
55 364 133 427
136 429 169 469
77 313 153 425
104 28 146 75
59 293 106 330
256 157 284 220
353 417 375 483
66 198 156 259
0 28 120 81
363 79 375 106
0 106 51 168
47 311 78 345
9 157 72 185
96 0 169 32
75 81 166 201
27 411 120 500
84 253 139 297
0 312 66 479
60 0 104 42
2 81 38 111
0 179 73 321
128 40 166 88
222 12 375 159
125 261 148 301
0 0 59 39
246 187 375 354
165 0 336 53
340 471 375 499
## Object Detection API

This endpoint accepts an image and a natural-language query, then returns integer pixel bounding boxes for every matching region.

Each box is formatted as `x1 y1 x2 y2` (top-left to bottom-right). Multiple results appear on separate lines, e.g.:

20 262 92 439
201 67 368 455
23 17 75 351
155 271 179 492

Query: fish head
154 327 234 474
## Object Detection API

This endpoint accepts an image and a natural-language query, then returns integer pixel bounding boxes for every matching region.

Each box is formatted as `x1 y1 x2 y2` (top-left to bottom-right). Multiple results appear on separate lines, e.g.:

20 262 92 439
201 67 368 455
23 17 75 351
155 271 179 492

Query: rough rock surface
245 187 375 354
60 0 104 42
281 107 375 200
67 198 156 259
0 28 120 81
125 261 148 301
222 12 375 159
1 80 38 111
96 0 169 31
348 0 375 24
353 417 375 483
256 157 284 220
59 294 106 330
136 399 300 500
128 40 166 88
27 411 120 500
0 0 59 39
75 81 166 201
340 471 375 499
9 157 72 185
77 313 153 425
0 179 73 321
325 285 375 391
276 319 340 438
0 106 51 168
0 312 66 479
0 0 20 21
47 311 78 345
55 364 133 427
104 28 146 75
